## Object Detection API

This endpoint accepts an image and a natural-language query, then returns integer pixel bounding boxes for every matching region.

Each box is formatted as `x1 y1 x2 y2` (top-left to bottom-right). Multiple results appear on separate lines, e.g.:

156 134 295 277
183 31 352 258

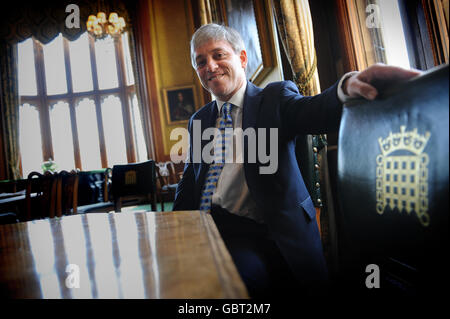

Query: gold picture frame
163 85 197 124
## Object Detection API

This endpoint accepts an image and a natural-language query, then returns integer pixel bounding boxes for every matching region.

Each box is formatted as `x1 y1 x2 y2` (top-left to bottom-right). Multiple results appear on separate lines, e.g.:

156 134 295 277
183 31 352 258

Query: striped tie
199 102 233 213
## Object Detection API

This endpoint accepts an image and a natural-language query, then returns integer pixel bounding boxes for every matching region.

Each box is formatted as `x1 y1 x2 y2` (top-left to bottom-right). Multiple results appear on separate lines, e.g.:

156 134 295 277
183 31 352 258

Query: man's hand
343 63 422 100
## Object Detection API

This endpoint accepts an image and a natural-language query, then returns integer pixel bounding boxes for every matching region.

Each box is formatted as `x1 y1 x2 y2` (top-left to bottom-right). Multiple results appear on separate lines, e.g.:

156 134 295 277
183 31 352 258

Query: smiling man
173 23 420 297
194 38 247 101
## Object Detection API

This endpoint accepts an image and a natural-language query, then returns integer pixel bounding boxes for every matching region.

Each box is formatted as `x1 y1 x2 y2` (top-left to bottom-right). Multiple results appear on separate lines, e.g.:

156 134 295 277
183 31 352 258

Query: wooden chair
55 170 79 217
78 160 157 214
25 171 58 221
77 168 113 213
112 160 158 212
155 161 178 211
166 161 181 183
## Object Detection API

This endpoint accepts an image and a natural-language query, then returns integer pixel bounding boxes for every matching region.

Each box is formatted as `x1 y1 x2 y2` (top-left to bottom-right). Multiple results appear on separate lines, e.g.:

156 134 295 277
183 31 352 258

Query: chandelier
86 11 126 39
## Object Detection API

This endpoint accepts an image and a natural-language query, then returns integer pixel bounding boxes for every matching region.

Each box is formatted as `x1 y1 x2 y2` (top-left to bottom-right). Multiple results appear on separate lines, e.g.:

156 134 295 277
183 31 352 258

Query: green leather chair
335 64 448 295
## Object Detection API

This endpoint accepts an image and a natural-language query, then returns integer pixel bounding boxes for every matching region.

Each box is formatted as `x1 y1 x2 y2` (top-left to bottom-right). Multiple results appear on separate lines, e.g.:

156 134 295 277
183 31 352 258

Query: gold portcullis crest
376 126 431 227
125 170 137 185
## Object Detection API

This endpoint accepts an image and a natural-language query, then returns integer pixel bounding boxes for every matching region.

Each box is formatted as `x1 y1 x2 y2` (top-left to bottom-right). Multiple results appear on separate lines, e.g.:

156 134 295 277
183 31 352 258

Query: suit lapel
243 82 262 166
200 100 218 151
205 100 218 127
242 81 262 131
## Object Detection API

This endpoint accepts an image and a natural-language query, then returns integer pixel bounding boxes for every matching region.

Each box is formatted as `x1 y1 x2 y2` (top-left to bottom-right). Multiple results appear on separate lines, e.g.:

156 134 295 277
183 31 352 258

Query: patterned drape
0 41 20 180
273 0 320 96
198 0 213 25
274 0 330 239
0 0 131 45
126 29 154 160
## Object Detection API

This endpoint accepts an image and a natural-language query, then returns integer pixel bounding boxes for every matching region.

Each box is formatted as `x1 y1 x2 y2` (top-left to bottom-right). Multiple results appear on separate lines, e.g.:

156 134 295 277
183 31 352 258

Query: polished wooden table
0 211 248 298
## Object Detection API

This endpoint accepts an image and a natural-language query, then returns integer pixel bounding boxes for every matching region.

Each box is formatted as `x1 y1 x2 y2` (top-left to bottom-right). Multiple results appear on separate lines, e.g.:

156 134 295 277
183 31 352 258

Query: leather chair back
337 64 448 293
111 160 157 212
25 171 58 220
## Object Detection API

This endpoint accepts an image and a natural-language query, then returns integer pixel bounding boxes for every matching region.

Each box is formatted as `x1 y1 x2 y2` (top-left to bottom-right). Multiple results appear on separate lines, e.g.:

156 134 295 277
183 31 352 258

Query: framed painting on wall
163 85 197 124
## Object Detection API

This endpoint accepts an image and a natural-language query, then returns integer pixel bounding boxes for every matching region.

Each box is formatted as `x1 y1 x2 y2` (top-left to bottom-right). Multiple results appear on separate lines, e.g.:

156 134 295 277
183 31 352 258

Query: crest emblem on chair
376 126 431 227
125 170 137 185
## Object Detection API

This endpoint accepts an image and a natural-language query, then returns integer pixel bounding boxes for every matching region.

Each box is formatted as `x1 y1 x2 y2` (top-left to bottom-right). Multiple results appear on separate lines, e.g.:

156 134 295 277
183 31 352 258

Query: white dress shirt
212 82 262 222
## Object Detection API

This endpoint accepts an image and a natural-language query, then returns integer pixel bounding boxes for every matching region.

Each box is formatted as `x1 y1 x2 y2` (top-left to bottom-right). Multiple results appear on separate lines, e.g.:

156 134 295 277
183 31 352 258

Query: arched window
18 32 148 176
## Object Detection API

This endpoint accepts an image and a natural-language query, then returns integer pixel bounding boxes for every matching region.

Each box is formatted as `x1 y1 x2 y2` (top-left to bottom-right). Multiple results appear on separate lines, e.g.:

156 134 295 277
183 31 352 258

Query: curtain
0 41 20 180
199 0 213 25
127 28 155 161
274 0 332 241
273 0 320 96
0 0 131 45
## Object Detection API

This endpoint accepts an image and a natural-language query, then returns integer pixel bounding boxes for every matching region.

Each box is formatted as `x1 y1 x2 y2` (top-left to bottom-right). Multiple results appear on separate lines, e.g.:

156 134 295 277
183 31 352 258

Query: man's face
194 39 247 101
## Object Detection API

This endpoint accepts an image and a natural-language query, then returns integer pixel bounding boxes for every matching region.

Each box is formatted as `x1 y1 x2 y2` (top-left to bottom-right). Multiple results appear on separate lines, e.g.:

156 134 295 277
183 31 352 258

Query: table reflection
0 211 248 299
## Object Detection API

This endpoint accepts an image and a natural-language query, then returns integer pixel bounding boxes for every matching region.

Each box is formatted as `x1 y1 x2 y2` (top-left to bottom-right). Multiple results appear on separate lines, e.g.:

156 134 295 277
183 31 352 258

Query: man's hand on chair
343 63 422 100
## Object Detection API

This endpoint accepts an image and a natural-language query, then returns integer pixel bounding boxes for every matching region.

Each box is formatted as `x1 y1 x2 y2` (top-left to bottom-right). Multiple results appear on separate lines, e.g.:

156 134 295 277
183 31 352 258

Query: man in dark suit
173 23 420 297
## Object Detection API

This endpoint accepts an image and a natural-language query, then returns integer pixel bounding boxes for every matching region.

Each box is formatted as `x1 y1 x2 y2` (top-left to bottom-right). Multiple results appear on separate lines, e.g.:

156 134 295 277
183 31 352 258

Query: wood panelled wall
137 0 206 162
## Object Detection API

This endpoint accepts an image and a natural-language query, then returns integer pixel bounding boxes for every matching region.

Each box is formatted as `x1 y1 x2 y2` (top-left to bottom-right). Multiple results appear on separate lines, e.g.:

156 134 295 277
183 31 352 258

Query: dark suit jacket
174 80 342 285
